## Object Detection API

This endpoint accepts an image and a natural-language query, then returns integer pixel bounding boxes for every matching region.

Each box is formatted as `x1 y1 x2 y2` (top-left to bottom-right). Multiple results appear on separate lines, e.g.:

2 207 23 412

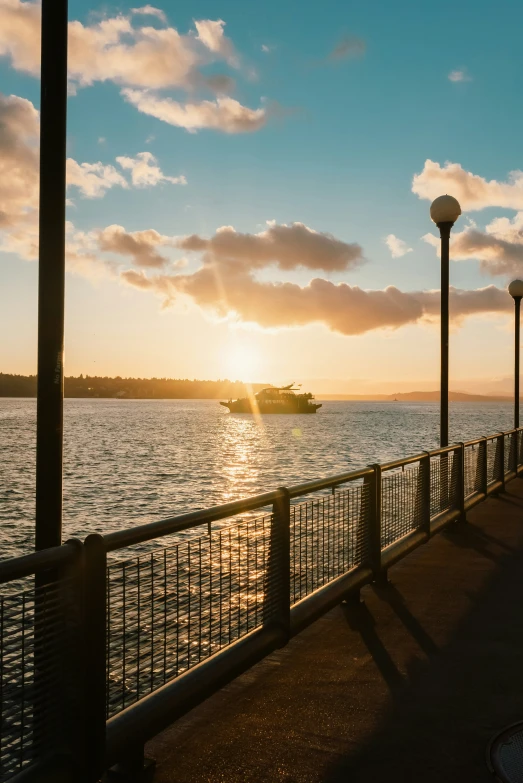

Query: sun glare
225 344 260 382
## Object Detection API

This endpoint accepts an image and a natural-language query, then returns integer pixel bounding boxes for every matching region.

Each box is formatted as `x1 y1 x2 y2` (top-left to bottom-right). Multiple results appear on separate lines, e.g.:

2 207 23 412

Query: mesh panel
519 431 523 467
505 434 516 475
0 579 79 782
381 465 422 547
464 443 484 497
487 438 502 484
106 514 277 718
430 451 459 517
290 482 369 605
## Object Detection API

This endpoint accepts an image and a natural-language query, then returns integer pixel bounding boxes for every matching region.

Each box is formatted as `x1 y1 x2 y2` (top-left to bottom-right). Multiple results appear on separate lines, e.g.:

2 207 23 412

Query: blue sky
1 0 523 391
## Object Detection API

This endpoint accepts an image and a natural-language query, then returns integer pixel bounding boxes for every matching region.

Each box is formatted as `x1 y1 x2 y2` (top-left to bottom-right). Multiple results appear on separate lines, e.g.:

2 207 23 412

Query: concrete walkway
147 480 523 782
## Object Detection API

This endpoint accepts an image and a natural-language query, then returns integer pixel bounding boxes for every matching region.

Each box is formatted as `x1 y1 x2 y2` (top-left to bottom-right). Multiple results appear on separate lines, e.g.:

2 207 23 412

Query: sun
225 344 261 382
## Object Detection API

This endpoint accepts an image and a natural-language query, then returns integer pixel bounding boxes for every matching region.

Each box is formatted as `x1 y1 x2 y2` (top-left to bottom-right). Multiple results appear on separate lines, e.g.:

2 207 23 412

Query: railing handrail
0 539 78 584
102 427 523 553
103 489 281 552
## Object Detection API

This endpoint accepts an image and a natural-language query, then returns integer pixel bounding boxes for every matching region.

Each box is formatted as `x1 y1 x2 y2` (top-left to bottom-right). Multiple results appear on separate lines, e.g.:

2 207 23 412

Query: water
0 398 516 559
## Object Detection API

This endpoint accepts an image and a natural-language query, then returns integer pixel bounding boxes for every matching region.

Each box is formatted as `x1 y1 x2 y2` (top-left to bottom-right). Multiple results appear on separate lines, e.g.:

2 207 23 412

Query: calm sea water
0 398 517 559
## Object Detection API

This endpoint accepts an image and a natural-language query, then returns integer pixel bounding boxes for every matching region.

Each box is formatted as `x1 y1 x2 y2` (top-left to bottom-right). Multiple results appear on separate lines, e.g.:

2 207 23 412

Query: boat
220 384 322 414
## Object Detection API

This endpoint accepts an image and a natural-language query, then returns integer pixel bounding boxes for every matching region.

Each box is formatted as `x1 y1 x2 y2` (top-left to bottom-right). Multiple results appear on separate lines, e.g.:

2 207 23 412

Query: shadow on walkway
326 492 523 782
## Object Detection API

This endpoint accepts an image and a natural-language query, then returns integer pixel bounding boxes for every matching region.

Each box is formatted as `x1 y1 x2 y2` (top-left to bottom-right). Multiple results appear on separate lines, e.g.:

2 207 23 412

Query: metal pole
35 0 68 551
515 297 521 430
438 222 452 448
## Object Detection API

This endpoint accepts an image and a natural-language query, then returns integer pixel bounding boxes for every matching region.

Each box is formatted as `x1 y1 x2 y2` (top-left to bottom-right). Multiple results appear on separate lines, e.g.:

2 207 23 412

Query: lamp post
430 195 462 448
508 279 523 430
35 0 68 550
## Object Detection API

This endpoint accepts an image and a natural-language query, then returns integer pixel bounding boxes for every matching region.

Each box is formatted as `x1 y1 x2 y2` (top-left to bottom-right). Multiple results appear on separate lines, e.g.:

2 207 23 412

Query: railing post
419 453 431 536
265 488 291 647
458 443 466 521
519 429 523 476
369 465 386 585
83 534 107 783
497 433 505 491
481 437 488 495
511 430 518 475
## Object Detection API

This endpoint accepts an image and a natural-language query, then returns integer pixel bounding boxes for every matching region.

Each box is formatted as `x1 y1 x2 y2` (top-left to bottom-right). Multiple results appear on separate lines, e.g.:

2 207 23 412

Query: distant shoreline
0 373 513 403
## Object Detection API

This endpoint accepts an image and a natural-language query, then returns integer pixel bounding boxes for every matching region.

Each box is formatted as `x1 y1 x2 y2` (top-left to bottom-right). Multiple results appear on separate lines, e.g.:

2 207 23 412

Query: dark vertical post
35 0 68 551
458 443 466 521
369 465 386 585
264 489 290 647
83 534 107 783
515 297 521 430
438 222 452 449
419 453 431 536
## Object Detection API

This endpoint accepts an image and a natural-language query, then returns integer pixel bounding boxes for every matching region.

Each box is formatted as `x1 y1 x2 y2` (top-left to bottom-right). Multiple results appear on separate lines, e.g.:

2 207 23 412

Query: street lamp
430 195 462 448
508 279 523 429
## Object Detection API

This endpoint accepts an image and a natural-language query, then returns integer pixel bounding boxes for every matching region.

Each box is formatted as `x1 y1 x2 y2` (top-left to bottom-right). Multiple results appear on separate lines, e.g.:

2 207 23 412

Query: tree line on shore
0 373 268 399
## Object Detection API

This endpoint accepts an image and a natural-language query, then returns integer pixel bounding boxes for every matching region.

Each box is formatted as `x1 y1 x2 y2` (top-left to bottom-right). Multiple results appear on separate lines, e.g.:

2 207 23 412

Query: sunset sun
224 344 261 382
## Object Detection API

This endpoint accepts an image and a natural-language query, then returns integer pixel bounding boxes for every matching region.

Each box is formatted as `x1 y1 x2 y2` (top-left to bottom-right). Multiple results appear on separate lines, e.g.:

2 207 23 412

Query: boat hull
220 401 322 414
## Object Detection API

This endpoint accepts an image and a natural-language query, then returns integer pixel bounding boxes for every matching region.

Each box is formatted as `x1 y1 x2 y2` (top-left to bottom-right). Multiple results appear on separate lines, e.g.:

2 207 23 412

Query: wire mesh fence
290 481 370 605
430 451 459 517
106 513 279 718
0 578 80 782
464 442 484 498
381 464 423 547
486 437 502 485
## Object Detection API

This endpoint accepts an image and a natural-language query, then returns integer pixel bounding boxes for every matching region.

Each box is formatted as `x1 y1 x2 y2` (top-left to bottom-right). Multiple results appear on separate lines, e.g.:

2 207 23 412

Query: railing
0 428 522 782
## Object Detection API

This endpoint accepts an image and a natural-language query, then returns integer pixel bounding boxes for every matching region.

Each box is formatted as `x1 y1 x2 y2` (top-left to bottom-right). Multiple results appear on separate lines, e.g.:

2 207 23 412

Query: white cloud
116 151 187 187
0 4 269 134
413 159 523 211
66 159 128 198
448 69 472 82
97 224 174 268
385 234 413 258
131 5 167 22
261 44 272 53
0 91 39 229
121 89 267 133
194 19 238 67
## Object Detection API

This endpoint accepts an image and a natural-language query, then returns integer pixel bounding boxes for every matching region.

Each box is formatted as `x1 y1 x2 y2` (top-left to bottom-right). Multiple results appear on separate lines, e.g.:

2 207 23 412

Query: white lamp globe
430 195 462 225
508 279 523 298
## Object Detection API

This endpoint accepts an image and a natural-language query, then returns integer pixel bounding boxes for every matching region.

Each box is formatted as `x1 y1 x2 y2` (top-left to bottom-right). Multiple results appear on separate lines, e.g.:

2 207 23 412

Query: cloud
121 89 267 133
329 35 366 61
423 212 523 278
413 159 523 211
0 91 39 228
66 158 128 198
176 221 365 272
261 44 272 54
97 224 174 268
194 19 238 67
131 5 167 22
121 261 511 334
117 220 510 335
115 151 187 187
0 5 269 133
385 234 413 258
448 69 472 82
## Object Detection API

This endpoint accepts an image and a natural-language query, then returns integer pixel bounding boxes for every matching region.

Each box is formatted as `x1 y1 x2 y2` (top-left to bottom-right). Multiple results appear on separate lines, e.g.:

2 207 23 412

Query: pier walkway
148 479 523 782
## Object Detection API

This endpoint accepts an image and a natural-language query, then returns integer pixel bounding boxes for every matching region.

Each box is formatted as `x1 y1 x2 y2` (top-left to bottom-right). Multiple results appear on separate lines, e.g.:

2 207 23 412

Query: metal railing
0 428 522 782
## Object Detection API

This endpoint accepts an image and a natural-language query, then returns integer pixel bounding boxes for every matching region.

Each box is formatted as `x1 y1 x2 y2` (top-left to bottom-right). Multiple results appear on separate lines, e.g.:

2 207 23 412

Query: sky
1 0 523 392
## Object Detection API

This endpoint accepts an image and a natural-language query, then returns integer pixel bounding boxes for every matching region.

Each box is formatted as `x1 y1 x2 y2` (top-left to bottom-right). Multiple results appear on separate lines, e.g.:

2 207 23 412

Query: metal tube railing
1 426 523 782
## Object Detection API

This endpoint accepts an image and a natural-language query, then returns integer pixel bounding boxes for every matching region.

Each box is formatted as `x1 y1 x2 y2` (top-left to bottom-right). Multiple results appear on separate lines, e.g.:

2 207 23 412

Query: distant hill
0 373 269 400
0 374 513 402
